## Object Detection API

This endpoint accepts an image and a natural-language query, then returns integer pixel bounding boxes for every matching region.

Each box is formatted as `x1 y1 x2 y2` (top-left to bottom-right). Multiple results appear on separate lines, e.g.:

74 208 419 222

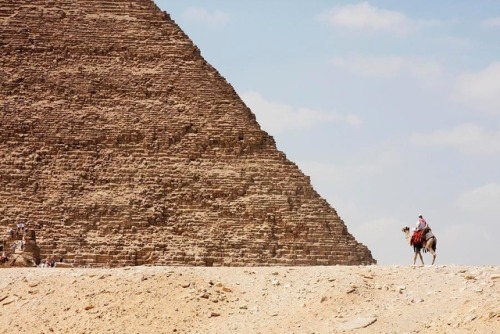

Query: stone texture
0 0 376 267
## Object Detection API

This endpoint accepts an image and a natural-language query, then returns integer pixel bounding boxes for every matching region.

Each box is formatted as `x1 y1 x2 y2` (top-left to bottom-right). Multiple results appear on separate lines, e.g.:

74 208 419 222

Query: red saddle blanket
411 230 424 246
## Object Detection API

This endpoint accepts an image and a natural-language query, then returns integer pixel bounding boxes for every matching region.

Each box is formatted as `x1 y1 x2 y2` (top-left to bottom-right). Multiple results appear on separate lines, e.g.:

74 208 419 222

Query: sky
155 1 500 266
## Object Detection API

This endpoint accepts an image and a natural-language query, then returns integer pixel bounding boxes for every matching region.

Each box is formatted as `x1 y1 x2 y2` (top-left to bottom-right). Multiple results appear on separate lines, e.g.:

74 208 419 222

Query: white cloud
456 183 500 216
299 151 402 184
331 54 445 84
354 218 402 238
481 16 500 27
439 223 497 265
183 7 229 25
318 2 415 34
453 62 500 113
411 123 500 155
438 36 472 49
331 55 404 77
408 60 445 83
241 91 361 134
352 217 409 264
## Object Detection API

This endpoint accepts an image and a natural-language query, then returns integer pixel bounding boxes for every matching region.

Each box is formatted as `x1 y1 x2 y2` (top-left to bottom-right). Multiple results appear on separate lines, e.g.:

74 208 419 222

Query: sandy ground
0 265 498 334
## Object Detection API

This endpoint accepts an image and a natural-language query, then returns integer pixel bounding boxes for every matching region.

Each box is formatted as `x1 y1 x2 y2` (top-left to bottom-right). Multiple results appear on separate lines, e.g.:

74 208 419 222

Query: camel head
402 226 411 243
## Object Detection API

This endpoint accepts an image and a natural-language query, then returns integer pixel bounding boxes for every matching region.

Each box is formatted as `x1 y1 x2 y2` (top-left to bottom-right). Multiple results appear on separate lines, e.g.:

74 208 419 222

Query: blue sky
155 1 500 265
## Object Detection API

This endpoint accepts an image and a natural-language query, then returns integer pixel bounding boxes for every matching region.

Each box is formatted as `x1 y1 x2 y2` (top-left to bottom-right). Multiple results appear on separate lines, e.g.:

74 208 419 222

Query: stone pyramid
0 0 375 267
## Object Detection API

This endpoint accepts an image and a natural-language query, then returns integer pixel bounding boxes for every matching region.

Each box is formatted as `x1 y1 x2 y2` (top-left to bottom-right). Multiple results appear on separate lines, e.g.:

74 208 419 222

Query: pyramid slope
0 0 375 266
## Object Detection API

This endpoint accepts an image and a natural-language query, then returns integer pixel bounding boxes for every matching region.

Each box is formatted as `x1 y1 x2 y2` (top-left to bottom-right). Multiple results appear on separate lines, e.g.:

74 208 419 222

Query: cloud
318 2 416 34
183 7 229 26
452 62 500 113
411 123 500 155
481 16 500 27
438 36 472 48
354 218 402 238
331 54 445 85
241 91 361 134
443 185 500 263
331 55 404 77
352 217 408 264
456 183 500 216
439 222 497 265
299 151 402 185
408 60 446 83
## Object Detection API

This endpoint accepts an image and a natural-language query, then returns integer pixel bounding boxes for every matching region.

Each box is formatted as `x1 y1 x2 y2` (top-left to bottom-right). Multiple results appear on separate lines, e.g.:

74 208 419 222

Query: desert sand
0 265 498 333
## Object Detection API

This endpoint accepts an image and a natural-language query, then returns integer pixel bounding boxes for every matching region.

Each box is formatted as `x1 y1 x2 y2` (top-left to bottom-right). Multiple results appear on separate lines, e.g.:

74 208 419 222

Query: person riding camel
411 214 429 246
416 214 428 231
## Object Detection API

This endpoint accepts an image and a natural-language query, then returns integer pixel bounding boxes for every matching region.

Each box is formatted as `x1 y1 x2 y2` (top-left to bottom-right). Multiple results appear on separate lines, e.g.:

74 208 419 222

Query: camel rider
415 214 428 231
411 214 429 246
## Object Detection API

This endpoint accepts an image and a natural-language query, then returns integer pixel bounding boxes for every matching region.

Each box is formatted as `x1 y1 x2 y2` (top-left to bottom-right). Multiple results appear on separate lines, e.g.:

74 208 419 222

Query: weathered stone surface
0 0 376 267
336 317 377 330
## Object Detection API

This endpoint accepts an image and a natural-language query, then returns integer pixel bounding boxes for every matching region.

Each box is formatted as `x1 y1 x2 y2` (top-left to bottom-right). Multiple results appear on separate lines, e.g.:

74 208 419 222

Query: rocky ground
0 265 498 333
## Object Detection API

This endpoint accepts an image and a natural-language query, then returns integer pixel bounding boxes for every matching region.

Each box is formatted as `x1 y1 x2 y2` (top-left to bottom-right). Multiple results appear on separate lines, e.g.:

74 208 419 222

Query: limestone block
0 0 375 267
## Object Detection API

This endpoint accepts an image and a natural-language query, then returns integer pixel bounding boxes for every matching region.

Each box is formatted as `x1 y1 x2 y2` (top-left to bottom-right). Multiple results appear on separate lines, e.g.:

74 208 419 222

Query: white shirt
416 217 427 231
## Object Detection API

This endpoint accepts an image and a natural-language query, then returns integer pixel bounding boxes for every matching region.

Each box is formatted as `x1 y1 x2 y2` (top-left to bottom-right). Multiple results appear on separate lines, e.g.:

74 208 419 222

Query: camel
402 226 437 265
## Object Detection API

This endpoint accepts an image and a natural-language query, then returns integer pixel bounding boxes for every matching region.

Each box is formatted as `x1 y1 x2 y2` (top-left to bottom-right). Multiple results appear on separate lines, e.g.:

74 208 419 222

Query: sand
0 265 498 333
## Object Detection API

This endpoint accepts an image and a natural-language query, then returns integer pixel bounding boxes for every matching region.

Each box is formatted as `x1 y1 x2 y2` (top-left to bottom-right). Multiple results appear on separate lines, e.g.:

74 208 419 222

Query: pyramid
0 0 375 267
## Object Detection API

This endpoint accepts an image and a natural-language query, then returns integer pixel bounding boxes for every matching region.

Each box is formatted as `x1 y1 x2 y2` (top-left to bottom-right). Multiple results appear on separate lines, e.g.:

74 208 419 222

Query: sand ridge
0 265 498 333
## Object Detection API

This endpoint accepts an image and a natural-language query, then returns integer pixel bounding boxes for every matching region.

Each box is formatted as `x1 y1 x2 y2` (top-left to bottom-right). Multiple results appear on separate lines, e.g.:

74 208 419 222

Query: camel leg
428 248 436 265
413 251 424 265
417 251 424 265
426 240 437 265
